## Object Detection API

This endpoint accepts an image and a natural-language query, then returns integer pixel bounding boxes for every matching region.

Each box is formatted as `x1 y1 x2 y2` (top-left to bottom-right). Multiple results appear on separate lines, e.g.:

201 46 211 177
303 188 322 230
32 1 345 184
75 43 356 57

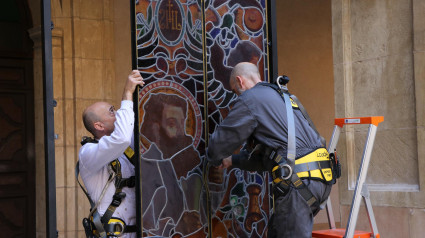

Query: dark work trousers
268 180 332 238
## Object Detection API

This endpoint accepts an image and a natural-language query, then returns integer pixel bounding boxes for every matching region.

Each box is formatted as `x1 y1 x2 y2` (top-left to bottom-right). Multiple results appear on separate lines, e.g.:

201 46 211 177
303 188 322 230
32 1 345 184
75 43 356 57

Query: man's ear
93 121 103 131
236 76 244 88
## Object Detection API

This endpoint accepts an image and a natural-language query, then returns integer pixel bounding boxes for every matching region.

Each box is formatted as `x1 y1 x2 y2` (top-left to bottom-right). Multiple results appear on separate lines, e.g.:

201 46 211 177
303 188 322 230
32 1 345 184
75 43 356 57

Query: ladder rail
325 197 336 230
344 124 378 238
362 185 380 238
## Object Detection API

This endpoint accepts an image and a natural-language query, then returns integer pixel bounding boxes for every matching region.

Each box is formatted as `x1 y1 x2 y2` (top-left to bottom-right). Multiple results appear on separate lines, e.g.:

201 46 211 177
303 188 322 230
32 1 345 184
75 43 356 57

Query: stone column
28 25 46 238
411 0 425 235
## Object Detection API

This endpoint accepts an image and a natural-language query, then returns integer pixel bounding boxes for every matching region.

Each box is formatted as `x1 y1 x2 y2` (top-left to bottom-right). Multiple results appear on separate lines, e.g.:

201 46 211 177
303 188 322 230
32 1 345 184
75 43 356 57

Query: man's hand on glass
217 155 232 169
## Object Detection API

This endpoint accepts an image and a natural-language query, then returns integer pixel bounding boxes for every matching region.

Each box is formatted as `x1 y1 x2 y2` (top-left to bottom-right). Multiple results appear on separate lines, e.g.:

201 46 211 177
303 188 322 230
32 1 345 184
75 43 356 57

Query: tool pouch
329 152 341 182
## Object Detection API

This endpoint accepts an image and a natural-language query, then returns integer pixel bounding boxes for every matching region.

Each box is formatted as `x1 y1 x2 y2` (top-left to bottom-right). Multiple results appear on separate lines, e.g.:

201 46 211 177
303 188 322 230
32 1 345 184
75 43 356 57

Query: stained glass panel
135 0 271 237
204 1 271 237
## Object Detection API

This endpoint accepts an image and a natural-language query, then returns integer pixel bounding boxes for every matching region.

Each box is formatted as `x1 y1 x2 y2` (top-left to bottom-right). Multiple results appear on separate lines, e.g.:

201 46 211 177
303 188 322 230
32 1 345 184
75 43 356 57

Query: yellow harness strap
124 147 135 159
295 148 333 182
272 148 333 184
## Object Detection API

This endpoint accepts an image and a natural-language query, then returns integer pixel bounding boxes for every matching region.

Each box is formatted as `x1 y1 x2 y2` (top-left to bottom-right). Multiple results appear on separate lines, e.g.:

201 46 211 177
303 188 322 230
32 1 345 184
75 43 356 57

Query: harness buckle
272 163 293 184
102 217 127 237
273 179 291 197
111 192 126 207
106 221 125 237
279 164 292 180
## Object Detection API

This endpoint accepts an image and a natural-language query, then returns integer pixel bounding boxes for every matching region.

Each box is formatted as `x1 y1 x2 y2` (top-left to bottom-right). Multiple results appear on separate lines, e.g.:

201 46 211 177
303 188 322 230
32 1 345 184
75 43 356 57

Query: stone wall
29 0 119 237
332 0 425 237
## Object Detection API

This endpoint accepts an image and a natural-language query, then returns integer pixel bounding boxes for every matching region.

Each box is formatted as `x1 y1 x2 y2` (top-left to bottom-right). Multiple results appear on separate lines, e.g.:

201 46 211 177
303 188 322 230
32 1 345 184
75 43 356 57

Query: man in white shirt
79 70 144 238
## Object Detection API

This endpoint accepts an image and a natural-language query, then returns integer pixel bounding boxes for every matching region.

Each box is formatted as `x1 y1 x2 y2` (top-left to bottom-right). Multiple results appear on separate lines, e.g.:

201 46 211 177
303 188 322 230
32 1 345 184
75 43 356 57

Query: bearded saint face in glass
141 93 193 159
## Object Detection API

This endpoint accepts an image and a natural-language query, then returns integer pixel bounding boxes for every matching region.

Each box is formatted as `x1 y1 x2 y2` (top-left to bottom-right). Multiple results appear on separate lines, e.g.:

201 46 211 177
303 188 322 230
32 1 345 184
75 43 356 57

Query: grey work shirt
207 82 323 171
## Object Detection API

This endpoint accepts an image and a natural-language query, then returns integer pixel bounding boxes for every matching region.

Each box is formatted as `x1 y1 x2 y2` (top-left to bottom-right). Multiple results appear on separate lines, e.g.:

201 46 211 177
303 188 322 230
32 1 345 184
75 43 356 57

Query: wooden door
0 0 35 237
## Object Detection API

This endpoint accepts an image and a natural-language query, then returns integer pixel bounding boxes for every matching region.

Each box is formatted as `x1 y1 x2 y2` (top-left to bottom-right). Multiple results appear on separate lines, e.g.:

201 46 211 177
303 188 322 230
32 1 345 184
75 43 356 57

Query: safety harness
76 136 137 238
263 77 340 208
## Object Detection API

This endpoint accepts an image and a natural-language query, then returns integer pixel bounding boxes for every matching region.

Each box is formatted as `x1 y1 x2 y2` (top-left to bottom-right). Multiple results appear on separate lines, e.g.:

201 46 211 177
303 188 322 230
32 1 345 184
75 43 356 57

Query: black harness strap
101 160 124 225
100 160 135 227
123 146 137 166
261 82 320 208
77 136 137 237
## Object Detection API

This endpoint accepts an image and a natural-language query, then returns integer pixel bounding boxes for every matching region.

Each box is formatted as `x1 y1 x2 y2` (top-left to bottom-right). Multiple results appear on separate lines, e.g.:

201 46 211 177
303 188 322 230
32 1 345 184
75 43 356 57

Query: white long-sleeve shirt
79 100 136 237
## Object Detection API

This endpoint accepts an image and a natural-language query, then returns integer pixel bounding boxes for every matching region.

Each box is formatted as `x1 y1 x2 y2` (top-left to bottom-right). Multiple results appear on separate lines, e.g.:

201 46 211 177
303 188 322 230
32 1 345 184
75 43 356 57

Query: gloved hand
248 144 274 161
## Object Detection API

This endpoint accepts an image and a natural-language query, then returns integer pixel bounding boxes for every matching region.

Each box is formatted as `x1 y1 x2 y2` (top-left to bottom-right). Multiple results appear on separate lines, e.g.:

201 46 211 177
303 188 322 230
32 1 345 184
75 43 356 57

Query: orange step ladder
312 117 383 238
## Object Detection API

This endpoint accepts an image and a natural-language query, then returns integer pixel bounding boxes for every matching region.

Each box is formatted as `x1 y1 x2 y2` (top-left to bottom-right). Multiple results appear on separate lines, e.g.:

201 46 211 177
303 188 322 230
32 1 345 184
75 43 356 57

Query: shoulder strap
100 160 125 224
76 136 99 208
259 82 326 147
282 90 296 165
123 146 136 166
258 82 296 162
75 161 95 208
275 84 320 208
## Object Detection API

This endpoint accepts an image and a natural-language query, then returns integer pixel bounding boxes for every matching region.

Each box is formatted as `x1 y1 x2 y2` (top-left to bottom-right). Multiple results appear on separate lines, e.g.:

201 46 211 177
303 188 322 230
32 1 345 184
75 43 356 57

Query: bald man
79 70 144 238
207 62 332 238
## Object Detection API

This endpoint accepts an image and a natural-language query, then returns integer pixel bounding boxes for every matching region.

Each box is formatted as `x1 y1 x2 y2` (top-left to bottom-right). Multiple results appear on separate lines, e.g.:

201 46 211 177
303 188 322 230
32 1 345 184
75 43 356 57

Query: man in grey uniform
207 62 333 238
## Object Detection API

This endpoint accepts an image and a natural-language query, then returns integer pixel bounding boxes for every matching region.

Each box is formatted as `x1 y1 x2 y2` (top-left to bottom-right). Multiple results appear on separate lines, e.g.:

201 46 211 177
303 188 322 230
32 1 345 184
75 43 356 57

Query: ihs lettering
159 0 182 31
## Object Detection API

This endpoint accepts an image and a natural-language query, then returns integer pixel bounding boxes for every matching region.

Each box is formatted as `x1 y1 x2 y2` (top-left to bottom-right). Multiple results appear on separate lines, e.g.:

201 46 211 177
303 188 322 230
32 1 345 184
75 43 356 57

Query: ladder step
312 228 375 238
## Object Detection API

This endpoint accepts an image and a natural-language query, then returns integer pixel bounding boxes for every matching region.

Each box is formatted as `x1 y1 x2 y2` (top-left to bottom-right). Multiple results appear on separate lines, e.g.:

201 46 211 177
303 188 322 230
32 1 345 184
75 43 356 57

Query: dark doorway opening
0 0 35 237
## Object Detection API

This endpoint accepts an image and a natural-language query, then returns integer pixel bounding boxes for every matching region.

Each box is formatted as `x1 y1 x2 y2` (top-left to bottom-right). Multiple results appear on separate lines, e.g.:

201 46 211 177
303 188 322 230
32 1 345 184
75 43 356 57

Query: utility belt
271 148 334 184
270 148 341 207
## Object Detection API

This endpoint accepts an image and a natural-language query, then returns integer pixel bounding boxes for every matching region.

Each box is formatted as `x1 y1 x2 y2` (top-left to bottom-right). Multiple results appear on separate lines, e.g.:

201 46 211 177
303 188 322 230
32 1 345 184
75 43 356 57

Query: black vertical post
200 0 213 236
130 0 143 236
41 0 57 237
267 0 278 83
